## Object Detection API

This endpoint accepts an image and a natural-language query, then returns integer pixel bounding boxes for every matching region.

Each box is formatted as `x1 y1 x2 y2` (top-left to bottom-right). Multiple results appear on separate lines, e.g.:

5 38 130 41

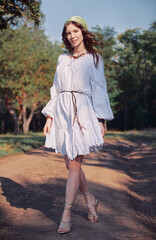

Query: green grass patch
0 132 45 157
105 130 156 150
0 130 155 157
105 129 156 142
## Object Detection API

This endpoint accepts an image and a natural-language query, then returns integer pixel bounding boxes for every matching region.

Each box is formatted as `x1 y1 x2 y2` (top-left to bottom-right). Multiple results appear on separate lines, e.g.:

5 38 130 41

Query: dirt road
0 139 155 240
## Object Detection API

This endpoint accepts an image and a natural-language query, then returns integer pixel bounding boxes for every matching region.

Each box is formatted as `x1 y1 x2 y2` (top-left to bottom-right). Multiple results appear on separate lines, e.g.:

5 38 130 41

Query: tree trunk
8 107 20 134
143 66 148 112
23 121 30 134
22 105 35 134
5 101 20 134
124 101 128 131
1 119 4 134
4 95 23 134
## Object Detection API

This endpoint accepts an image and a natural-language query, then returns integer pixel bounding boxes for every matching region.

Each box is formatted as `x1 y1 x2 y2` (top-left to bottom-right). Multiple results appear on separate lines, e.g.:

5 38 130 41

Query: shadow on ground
0 139 155 240
0 176 149 240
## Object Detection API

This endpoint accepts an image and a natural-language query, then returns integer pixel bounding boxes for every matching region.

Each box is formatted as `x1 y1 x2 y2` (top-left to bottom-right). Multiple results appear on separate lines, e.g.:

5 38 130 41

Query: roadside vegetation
0 130 155 157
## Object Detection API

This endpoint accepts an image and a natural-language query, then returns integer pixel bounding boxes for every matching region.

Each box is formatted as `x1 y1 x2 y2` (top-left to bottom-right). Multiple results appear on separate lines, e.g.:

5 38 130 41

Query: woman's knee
75 155 84 163
63 155 83 170
68 158 82 171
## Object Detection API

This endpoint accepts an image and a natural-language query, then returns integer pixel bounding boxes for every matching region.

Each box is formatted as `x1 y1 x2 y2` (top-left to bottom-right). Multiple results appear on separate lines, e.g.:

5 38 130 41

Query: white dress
42 53 114 160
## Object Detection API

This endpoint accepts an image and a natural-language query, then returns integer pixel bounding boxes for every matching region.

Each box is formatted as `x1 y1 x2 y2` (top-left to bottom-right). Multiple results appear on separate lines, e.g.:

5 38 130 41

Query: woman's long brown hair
62 21 103 68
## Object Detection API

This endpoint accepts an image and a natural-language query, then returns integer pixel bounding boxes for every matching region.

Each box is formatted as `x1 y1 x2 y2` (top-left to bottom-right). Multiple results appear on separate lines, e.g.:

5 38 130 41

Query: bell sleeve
41 70 58 118
91 56 114 120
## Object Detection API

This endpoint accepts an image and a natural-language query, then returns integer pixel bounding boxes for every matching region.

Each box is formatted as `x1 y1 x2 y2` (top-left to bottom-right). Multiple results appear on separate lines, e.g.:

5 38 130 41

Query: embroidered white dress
42 53 114 160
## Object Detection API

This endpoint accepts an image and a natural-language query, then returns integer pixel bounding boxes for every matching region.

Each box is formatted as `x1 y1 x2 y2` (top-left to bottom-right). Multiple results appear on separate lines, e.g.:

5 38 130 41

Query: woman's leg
57 155 82 233
65 157 82 205
79 168 97 208
79 168 89 194
65 155 97 206
60 155 98 229
64 155 88 195
65 155 90 197
76 157 99 222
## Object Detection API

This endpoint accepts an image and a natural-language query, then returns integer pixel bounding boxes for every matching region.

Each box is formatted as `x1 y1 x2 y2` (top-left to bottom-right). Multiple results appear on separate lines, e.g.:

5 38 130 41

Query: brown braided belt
60 91 86 134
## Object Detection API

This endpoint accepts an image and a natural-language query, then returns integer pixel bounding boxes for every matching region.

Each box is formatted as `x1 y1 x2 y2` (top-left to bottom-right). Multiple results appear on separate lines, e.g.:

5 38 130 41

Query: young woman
42 16 114 234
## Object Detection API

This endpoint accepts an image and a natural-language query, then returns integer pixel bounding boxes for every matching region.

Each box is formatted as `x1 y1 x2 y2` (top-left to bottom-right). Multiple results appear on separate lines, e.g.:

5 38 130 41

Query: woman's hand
99 122 107 137
43 118 53 136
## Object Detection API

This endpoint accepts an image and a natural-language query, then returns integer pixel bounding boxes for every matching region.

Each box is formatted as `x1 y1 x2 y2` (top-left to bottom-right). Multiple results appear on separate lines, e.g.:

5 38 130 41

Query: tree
116 24 156 130
0 0 42 29
92 25 122 114
0 26 63 134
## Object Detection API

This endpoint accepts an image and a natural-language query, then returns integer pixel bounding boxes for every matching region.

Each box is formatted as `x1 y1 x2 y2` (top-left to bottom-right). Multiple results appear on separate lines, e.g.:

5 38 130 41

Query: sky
41 0 156 43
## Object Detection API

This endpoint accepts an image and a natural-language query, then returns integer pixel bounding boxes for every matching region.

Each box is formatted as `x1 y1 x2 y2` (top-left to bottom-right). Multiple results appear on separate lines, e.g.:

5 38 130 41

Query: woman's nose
71 32 75 38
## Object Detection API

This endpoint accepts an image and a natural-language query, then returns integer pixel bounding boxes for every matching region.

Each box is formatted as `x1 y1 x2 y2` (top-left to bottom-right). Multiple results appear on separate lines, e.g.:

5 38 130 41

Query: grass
106 129 156 142
0 132 45 157
0 130 155 157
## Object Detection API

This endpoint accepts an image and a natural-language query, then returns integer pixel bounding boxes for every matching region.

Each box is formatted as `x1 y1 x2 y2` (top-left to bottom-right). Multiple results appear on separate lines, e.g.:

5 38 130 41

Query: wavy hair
62 21 103 68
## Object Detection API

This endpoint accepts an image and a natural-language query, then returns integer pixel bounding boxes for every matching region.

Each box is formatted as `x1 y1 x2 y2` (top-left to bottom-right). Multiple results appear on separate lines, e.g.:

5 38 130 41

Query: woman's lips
71 40 77 44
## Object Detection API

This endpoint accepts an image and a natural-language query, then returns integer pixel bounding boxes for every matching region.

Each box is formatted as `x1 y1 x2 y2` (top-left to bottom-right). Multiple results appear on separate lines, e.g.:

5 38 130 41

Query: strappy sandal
57 202 72 234
83 191 99 223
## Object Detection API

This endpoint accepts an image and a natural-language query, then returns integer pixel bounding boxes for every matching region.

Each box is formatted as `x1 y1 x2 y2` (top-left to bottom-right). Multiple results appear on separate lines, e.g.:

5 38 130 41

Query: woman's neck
73 41 86 55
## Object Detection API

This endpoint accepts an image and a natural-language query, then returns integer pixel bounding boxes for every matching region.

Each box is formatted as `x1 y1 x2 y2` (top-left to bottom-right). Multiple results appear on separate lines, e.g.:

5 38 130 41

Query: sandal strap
59 219 71 227
57 219 72 232
85 194 99 217
64 201 72 210
83 191 91 197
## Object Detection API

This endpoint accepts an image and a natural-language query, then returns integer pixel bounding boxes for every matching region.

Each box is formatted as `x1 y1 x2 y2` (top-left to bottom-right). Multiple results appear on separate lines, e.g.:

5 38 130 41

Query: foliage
92 26 122 114
0 21 156 133
116 23 156 129
0 26 63 133
0 0 42 29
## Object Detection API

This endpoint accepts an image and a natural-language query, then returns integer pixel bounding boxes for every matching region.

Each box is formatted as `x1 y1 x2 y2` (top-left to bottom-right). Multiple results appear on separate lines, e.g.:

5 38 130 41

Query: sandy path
0 139 155 240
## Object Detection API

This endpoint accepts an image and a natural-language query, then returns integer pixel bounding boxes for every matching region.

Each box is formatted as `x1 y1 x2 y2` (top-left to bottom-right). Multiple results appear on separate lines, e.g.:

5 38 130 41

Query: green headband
65 16 88 30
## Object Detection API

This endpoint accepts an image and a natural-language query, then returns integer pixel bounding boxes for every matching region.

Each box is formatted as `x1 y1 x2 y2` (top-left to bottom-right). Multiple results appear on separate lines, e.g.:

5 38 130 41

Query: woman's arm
91 56 114 121
98 118 107 137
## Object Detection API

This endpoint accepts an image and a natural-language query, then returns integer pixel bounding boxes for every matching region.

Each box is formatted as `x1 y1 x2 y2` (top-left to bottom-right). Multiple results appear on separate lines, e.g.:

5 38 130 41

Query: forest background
0 0 156 135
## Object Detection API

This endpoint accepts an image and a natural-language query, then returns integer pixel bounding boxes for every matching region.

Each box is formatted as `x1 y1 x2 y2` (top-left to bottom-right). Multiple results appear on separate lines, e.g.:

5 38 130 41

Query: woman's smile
71 39 77 44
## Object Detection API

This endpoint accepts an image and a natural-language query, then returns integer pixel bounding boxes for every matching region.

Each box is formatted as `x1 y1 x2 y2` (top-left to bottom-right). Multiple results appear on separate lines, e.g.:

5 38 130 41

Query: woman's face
66 23 84 48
